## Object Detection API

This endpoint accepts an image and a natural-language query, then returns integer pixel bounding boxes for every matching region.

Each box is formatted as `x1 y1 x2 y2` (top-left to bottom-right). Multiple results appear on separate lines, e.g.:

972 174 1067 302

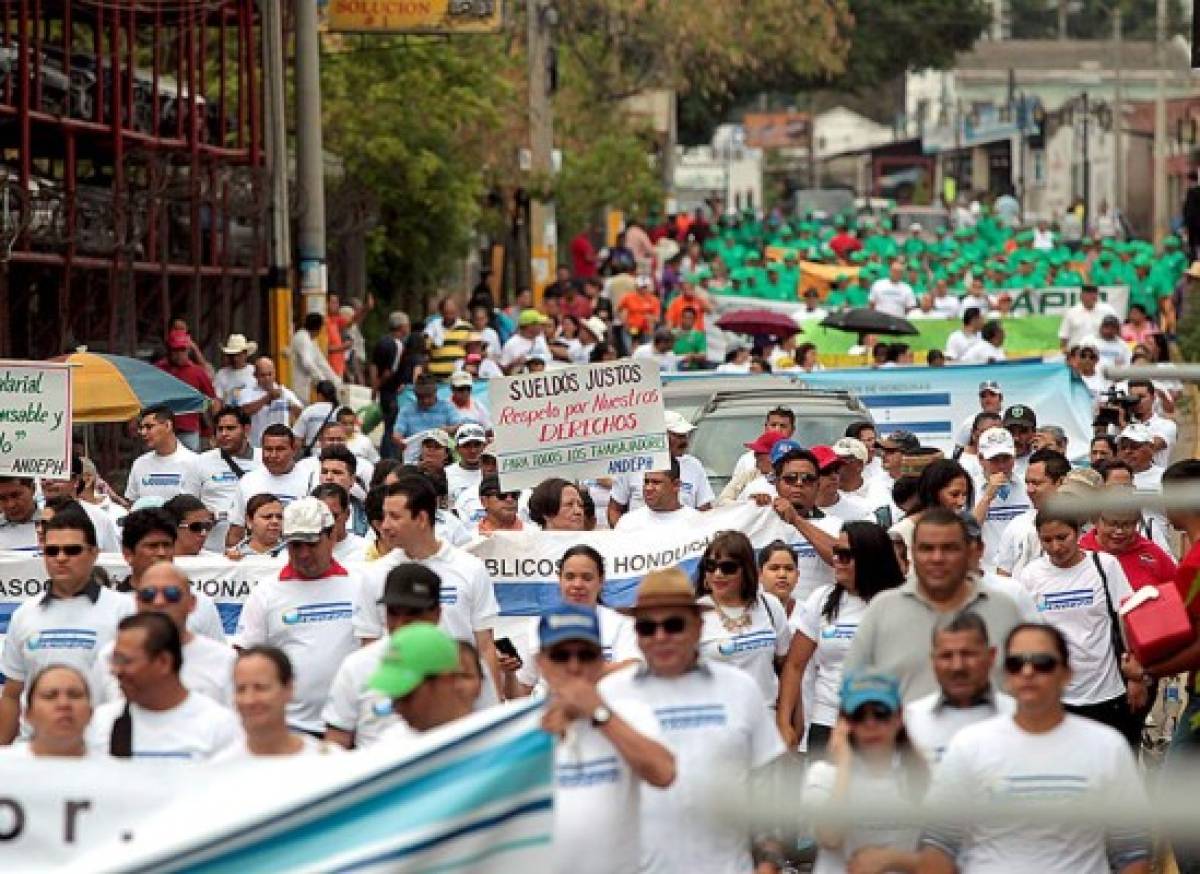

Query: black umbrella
819 308 918 337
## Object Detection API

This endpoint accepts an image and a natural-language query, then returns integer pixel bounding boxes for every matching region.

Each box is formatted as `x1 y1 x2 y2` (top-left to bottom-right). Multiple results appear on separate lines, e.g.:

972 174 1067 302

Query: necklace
711 600 753 634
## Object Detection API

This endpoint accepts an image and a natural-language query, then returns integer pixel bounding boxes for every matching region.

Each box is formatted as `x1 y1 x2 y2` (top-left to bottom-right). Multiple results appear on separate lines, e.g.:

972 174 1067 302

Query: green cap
368 623 459 698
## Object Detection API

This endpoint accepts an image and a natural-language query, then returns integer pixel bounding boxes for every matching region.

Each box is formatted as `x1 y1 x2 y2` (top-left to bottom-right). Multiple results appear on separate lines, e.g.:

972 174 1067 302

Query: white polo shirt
613 506 701 532
0 518 38 552
233 560 360 732
610 454 715 511
229 465 315 527
445 464 483 509
321 636 398 748
86 692 242 760
194 447 263 550
904 688 1015 765
124 445 200 503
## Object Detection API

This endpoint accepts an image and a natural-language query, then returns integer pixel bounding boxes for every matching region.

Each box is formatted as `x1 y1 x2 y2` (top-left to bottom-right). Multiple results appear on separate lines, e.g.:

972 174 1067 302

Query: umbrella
715 308 802 337
819 308 918 337
52 351 210 423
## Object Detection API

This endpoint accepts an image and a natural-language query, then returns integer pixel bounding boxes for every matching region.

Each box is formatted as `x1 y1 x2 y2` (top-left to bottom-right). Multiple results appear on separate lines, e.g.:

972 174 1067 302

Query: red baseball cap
166 329 191 350
745 430 786 454
810 445 841 472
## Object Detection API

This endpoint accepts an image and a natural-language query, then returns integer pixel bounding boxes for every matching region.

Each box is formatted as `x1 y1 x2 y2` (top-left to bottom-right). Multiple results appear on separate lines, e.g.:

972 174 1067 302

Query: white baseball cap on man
283 497 335 543
832 437 868 464
664 410 696 435
456 423 487 446
978 427 1016 459
1119 423 1154 445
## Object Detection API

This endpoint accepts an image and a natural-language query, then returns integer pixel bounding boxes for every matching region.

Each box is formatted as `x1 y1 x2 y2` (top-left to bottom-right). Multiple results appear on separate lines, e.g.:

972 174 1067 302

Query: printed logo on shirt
281 601 353 625
716 631 776 657
209 472 239 484
1036 588 1095 612
655 703 727 730
993 773 1090 801
789 538 817 559
820 622 858 641
27 628 98 651
557 755 621 788
440 586 459 607
372 698 394 718
143 473 184 487
986 505 1031 523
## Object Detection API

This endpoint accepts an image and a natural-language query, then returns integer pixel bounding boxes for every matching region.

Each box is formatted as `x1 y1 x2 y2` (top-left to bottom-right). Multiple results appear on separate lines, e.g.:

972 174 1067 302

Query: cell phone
495 637 519 658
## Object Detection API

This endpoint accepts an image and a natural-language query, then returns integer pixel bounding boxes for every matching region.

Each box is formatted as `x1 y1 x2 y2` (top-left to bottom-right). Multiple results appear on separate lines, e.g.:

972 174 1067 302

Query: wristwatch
591 705 612 727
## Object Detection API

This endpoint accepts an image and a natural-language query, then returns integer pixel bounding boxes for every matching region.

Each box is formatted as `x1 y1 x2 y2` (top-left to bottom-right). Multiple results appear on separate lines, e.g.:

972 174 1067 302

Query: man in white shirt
539 603 675 874
87 612 242 759
1126 379 1178 469
869 259 917 317
1058 284 1118 352
1118 423 1172 554
125 405 200 505
728 407 796 484
368 622 473 733
994 449 1069 577
1092 315 1132 370
631 329 680 373
93 561 235 707
953 380 1004 448
445 422 486 509
972 427 1033 572
832 436 891 511
500 309 551 374
613 459 701 531
0 508 135 743
313 483 369 564
313 445 370 537
239 355 303 446
813 445 873 522
225 424 314 547
929 279 962 319
288 311 341 403
234 498 360 734
38 458 122 552
944 306 984 361
959 320 1007 364
194 406 262 551
763 445 842 603
609 411 713 525
324 563 442 749
212 333 258 406
0 476 41 551
600 568 783 874
904 611 1015 764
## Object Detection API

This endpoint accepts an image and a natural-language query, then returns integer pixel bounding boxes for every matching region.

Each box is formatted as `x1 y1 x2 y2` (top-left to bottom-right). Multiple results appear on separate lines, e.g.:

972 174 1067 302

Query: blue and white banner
29 699 551 873
795 361 1095 460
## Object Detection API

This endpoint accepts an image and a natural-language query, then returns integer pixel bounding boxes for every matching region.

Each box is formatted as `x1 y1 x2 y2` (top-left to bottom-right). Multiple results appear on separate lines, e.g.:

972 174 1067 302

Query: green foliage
1010 0 1189 40
553 127 664 243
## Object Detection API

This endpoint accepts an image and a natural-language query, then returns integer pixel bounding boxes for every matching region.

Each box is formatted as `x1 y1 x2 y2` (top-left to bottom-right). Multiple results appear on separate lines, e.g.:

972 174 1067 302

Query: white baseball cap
449 371 473 388
1119 423 1154 445
283 497 335 543
663 410 696 435
832 437 868 464
978 427 1016 459
581 316 607 341
456 423 487 446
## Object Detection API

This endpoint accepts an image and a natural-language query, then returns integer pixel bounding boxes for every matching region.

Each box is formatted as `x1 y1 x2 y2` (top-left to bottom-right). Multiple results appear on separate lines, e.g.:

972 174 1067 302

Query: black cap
1003 405 1036 429
379 563 441 610
479 474 504 497
879 430 920 452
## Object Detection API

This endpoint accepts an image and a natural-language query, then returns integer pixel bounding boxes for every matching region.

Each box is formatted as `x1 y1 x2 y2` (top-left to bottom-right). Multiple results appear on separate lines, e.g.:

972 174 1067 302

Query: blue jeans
1169 692 1200 872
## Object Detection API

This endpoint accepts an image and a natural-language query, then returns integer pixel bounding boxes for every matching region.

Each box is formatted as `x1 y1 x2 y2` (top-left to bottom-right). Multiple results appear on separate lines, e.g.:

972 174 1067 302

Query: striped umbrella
52 350 209 423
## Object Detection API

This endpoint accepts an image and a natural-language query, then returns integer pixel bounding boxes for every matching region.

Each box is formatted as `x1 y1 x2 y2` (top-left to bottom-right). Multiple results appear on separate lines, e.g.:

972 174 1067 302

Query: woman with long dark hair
889 459 974 557
777 521 906 753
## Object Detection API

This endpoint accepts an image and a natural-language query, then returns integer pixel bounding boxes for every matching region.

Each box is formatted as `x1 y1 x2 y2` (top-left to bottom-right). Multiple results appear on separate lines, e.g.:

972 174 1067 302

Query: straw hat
221 334 258 356
623 568 709 613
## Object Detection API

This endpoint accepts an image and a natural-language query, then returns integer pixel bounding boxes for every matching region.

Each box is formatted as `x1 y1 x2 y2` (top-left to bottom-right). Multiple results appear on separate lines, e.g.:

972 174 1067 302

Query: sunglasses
44 544 86 557
136 585 185 604
847 703 894 724
779 472 819 486
704 559 741 576
483 491 519 501
831 546 855 564
547 647 601 664
634 616 689 637
1003 652 1061 674
179 521 214 534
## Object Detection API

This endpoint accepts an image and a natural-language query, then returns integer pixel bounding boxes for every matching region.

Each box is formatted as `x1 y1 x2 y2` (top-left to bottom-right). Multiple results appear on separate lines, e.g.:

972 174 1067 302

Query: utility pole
263 0 292 379
1152 0 1168 244
1057 0 1069 39
294 0 327 320
527 0 556 303
1082 91 1091 231
1113 3 1124 219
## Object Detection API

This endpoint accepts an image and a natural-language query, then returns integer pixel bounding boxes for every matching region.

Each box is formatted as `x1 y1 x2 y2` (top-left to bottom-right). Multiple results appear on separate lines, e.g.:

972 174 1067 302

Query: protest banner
6 700 551 872
0 360 72 478
488 360 670 490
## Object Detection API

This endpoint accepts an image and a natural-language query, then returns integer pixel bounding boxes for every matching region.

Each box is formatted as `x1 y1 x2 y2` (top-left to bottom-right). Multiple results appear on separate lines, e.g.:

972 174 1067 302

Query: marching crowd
3 207 1200 872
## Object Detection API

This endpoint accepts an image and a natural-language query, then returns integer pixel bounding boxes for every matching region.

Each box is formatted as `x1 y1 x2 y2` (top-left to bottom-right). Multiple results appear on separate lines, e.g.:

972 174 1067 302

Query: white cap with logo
283 497 335 543
978 427 1016 460
663 410 696 435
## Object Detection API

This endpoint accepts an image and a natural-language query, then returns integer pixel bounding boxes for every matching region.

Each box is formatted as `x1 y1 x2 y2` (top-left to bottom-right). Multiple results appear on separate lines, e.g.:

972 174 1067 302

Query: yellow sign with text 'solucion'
327 0 502 33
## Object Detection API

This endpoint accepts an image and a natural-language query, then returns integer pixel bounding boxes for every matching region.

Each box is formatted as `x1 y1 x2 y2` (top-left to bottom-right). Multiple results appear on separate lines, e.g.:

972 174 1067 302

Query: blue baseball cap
770 439 804 466
839 671 902 715
538 604 602 650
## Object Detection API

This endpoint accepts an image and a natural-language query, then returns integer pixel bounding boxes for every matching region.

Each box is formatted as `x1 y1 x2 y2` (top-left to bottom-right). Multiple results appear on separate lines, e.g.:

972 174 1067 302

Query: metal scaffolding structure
0 0 268 360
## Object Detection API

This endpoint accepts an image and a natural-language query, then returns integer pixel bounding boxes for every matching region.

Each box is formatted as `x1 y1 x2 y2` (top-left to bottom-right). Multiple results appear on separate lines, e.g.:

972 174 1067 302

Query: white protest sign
0 361 72 477
488 360 670 490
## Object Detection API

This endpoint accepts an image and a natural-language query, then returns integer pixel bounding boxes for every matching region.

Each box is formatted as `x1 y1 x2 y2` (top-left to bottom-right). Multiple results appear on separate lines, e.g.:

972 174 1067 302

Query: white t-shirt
599 661 784 874
613 505 701 532
445 464 483 508
0 518 38 552
194 447 263 550
792 585 867 728
321 636 398 748
229 465 315 527
610 455 714 511
345 432 381 466
631 344 679 373
124 445 200 503
959 340 1007 365
1015 552 1131 705
211 732 342 762
925 714 1148 874
1092 336 1131 370
333 532 369 564
697 593 791 703
233 563 360 732
500 334 551 369
821 492 874 523
77 501 121 554
93 633 236 707
972 475 1032 572
86 692 243 760
945 329 978 360
1058 302 1118 348
293 402 337 450
804 758 922 874
516 604 640 690
869 279 917 317
241 384 303 446
980 571 1040 622
213 364 256 406
552 699 662 874
783 511 842 604
993 509 1039 576
931 294 962 318
959 293 990 314
904 690 1015 765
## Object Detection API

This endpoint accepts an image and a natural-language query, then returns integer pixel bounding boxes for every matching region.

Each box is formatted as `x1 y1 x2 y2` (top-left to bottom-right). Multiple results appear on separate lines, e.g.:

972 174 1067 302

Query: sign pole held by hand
0 360 73 478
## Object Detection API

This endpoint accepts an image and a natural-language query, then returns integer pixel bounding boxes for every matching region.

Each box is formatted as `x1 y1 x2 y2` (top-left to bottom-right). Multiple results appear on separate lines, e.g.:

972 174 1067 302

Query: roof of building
955 38 1191 73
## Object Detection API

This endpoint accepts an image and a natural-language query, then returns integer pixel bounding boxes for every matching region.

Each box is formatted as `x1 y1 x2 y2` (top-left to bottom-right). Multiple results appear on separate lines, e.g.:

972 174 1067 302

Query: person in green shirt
672 307 707 368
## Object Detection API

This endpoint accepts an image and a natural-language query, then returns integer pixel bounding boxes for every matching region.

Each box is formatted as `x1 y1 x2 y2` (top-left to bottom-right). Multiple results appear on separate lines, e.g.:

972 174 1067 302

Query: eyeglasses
44 544 86 557
136 585 185 604
779 472 819 486
847 703 894 724
704 559 741 576
483 491 519 501
831 546 855 564
1003 652 1061 674
179 521 214 534
634 616 689 637
547 647 601 664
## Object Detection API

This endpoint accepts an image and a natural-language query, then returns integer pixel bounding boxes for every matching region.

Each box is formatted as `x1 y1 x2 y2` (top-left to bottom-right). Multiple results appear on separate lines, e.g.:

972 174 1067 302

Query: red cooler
1120 585 1194 666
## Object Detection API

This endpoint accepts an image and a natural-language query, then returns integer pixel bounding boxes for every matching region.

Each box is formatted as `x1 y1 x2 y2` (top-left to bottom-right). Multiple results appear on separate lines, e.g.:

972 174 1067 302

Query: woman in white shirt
1016 512 1143 748
216 647 339 759
6 664 93 757
803 671 928 874
758 540 799 617
693 531 791 704
778 521 907 756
